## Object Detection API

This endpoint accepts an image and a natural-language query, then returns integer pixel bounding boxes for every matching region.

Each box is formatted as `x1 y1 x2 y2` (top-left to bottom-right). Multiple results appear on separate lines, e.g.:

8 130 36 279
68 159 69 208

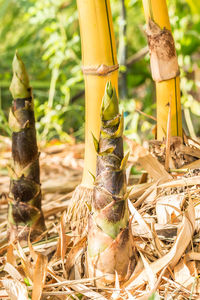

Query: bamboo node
82 64 119 76
146 19 180 82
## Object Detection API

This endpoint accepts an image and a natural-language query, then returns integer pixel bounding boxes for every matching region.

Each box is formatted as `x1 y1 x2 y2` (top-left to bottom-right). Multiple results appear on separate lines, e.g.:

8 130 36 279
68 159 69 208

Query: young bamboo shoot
8 53 45 241
87 82 134 287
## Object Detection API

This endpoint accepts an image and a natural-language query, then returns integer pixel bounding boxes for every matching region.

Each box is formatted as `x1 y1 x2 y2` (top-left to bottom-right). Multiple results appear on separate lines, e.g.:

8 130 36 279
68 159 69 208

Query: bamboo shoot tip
10 51 30 98
106 81 113 98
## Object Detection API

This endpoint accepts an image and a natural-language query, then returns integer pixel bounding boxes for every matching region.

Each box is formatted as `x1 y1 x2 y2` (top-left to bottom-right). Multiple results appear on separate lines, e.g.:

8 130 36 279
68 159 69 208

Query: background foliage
0 0 200 143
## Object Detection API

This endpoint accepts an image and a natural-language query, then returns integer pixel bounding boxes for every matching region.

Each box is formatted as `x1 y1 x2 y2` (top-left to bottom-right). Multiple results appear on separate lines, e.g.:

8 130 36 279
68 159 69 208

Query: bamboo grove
5 0 188 289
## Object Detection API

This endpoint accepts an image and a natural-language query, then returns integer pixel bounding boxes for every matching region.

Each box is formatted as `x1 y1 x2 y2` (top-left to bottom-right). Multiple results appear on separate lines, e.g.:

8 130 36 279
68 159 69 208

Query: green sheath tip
10 51 30 99
101 81 119 121
106 81 113 98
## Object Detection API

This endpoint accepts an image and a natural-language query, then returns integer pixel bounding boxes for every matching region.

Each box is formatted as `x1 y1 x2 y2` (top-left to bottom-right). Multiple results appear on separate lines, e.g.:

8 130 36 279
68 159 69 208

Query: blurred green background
0 0 200 144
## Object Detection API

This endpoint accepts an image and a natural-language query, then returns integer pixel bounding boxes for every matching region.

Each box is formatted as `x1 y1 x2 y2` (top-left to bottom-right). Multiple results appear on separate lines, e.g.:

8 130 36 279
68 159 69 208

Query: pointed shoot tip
101 81 119 121
12 51 25 74
106 81 113 98
10 52 30 99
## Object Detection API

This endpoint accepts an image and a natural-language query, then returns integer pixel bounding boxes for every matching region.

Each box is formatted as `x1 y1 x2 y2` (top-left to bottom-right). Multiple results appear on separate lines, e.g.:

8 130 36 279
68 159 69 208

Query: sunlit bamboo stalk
143 0 182 140
119 0 127 99
78 0 118 185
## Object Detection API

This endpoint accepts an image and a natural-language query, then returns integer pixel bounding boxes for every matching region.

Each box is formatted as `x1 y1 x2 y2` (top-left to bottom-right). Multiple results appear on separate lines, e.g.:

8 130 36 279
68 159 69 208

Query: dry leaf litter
1 135 200 299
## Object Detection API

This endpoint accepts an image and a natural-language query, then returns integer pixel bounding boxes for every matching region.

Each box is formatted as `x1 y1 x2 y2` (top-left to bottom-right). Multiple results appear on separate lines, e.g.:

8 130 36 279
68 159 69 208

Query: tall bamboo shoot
8 53 45 241
87 82 134 287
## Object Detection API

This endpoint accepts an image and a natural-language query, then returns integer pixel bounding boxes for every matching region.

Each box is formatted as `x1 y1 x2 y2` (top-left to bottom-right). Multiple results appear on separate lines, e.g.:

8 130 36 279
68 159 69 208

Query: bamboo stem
119 0 127 99
77 0 119 187
142 0 182 140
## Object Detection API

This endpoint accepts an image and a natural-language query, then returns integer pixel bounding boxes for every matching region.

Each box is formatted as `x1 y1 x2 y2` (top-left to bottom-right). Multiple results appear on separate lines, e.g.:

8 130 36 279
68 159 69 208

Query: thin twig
135 108 157 121
126 46 149 67
165 102 171 172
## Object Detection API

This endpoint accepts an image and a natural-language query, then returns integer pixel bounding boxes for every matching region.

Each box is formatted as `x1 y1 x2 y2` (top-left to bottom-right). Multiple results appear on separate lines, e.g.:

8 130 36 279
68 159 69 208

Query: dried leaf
65 236 86 278
137 154 171 182
111 271 120 299
156 194 184 225
146 19 179 82
127 138 171 181
4 263 23 281
174 259 195 289
193 200 200 232
7 244 16 266
185 251 200 262
46 268 74 296
132 183 156 208
150 222 165 257
125 200 195 289
2 278 28 300
61 212 70 263
32 253 48 300
53 212 71 278
158 176 200 189
129 182 152 200
179 144 200 158
70 283 107 300
139 251 157 290
17 241 33 281
128 199 152 239
46 268 107 299
125 289 136 299
183 159 200 169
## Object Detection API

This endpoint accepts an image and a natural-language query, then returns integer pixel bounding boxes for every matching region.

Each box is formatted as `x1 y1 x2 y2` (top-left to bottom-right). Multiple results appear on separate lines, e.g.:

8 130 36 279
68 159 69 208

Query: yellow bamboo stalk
77 0 118 186
143 0 182 140
66 0 119 238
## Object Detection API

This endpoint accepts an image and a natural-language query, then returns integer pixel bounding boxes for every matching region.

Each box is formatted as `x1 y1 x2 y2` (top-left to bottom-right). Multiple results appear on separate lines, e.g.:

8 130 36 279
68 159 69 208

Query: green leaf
101 81 119 121
9 109 22 132
91 132 99 153
120 151 129 170
88 171 96 183
148 293 160 300
24 277 31 287
99 147 115 156
112 113 124 138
